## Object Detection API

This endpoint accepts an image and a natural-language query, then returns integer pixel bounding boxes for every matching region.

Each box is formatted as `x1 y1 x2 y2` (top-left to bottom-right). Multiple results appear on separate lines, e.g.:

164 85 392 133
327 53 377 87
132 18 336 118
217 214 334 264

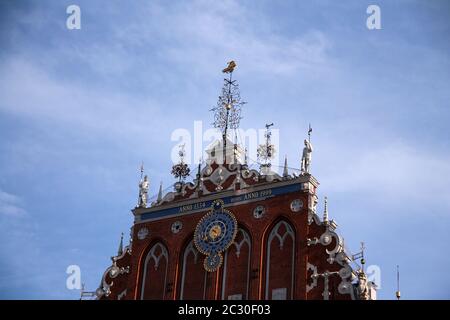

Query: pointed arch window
179 240 207 299
141 242 169 299
265 220 295 300
221 228 251 300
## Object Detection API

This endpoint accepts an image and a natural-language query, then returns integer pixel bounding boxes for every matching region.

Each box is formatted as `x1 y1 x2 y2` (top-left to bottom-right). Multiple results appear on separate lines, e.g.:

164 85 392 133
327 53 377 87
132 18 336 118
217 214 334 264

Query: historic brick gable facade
94 63 376 300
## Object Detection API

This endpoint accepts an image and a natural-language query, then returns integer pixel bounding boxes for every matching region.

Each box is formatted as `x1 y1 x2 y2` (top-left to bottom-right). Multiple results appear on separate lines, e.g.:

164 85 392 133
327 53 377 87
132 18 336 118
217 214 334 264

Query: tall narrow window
221 228 251 300
179 240 207 299
141 242 168 299
265 220 295 300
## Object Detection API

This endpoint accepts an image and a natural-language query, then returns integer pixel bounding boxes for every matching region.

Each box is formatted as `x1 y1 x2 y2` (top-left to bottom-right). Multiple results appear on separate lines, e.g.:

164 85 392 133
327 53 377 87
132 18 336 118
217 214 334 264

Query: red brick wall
107 185 352 300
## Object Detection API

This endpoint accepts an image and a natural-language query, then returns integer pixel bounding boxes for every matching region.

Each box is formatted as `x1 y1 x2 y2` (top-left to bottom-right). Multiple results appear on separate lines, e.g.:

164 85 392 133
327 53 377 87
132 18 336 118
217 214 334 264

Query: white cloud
109 0 332 77
316 139 450 217
0 58 171 146
0 190 26 216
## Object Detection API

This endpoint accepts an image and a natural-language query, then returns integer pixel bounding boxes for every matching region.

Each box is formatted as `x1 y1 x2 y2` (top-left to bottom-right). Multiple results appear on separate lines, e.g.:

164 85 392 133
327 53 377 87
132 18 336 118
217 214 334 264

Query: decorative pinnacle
283 155 288 177
117 232 124 256
323 196 329 223
157 181 163 202
244 148 248 166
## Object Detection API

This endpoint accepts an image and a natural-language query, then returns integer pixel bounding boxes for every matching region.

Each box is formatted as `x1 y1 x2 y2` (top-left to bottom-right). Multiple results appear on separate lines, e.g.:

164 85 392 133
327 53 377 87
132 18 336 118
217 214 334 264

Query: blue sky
0 0 449 299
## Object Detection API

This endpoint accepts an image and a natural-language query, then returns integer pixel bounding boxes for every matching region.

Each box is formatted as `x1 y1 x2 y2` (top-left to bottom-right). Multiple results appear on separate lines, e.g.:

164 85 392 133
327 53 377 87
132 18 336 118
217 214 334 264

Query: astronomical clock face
194 199 237 272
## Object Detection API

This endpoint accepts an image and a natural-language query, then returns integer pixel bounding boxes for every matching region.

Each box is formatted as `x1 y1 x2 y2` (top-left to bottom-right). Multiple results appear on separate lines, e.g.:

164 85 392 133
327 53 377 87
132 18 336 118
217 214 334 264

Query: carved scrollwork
96 247 131 298
307 237 319 246
306 263 318 292
324 231 343 264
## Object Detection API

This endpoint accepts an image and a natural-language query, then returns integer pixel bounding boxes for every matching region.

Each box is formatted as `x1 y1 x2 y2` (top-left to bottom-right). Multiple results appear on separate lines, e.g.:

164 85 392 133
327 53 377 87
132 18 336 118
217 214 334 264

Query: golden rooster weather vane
222 60 236 74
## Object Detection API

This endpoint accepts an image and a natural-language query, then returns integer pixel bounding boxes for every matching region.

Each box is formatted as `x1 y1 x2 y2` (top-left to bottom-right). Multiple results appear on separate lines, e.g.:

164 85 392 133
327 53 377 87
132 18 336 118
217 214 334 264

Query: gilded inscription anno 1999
178 189 273 214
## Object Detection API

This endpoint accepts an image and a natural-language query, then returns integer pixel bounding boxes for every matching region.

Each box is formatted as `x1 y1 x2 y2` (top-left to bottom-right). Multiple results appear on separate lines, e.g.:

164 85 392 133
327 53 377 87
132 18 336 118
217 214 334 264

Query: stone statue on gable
301 139 313 174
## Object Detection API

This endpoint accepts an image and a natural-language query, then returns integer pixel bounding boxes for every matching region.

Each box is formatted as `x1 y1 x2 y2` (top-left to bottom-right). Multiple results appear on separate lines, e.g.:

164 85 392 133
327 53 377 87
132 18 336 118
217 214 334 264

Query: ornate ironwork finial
171 143 190 183
211 61 245 162
257 123 276 172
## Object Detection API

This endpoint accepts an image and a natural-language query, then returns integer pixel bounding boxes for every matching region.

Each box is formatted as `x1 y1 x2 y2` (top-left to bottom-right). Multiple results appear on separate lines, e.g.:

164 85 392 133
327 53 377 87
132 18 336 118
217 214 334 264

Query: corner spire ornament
283 155 289 178
117 232 124 256
257 123 276 174
211 60 245 162
157 181 163 202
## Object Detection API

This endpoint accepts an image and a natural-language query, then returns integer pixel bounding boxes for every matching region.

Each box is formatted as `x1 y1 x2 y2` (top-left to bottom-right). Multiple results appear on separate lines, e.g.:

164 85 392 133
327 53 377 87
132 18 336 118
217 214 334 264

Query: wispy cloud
0 190 26 217
111 0 332 76
0 0 449 300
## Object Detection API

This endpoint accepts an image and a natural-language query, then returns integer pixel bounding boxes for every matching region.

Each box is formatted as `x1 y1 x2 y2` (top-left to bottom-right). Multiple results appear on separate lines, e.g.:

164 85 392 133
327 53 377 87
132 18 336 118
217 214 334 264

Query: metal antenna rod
396 265 401 300
308 123 312 143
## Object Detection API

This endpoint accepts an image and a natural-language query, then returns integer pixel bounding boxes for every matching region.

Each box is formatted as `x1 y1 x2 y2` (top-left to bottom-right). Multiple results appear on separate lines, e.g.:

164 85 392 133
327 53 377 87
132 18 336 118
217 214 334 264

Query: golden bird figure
222 60 236 73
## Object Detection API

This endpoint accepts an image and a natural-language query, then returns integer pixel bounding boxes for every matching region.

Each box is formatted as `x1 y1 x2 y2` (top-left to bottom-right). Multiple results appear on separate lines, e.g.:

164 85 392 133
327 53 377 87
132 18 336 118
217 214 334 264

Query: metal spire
211 61 245 163
117 232 124 256
396 265 401 300
232 130 238 164
244 147 248 168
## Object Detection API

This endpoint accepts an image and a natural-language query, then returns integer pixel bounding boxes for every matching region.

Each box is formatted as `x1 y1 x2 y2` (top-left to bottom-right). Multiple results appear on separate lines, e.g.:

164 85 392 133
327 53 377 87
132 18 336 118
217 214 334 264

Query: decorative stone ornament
290 199 303 212
137 227 149 240
253 205 265 219
171 221 183 234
